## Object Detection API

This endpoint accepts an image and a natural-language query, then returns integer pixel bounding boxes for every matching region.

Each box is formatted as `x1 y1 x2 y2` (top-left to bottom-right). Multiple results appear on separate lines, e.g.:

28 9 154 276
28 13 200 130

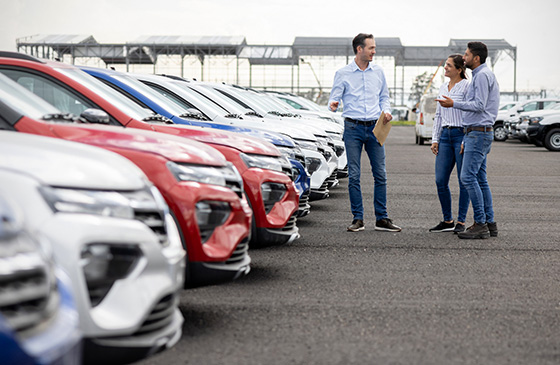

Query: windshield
188 84 249 115
158 80 227 119
544 102 560 110
220 86 275 115
293 96 324 111
0 73 60 119
55 67 153 120
113 74 187 116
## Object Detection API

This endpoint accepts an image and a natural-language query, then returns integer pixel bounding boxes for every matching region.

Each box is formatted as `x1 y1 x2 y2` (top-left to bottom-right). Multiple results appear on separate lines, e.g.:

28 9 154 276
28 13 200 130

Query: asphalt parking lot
138 126 560 365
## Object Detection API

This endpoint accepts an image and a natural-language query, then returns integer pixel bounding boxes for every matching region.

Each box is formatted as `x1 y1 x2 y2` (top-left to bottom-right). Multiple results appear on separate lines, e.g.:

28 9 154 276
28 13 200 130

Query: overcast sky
2 0 559 93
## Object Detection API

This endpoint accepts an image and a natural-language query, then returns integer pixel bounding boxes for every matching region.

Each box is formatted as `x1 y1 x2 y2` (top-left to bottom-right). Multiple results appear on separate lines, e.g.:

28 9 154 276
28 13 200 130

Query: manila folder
373 112 391 146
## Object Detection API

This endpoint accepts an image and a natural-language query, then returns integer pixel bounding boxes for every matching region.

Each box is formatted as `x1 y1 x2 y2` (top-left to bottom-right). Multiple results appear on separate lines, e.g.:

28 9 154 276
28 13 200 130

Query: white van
415 94 438 145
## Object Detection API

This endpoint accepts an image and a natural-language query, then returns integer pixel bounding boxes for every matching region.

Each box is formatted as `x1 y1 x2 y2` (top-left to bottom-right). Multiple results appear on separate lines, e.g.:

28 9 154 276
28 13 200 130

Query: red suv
0 68 252 287
0 52 299 248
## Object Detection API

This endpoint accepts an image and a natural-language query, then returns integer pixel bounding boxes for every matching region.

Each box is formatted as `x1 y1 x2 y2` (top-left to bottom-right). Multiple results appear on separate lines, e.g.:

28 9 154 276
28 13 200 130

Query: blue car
0 195 82 365
79 66 311 217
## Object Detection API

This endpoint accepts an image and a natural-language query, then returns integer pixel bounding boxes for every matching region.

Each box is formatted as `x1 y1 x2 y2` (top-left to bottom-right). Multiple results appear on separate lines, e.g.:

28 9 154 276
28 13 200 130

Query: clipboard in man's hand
373 112 391 146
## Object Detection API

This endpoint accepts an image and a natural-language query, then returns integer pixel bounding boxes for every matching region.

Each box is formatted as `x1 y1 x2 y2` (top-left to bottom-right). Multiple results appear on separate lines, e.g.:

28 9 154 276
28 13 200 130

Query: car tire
493 124 508 141
415 134 419 144
544 128 560 151
418 136 425 145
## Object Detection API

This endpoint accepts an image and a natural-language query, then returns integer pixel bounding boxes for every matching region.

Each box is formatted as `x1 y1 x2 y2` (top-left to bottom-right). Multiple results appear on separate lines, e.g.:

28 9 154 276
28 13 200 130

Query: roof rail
0 51 44 63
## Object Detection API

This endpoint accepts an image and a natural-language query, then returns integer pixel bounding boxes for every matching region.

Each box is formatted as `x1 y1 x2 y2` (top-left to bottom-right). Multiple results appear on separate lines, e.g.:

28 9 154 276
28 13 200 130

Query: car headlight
39 186 135 219
80 243 142 307
305 157 322 174
529 117 543 125
294 139 319 151
276 146 298 160
167 161 226 186
240 153 285 173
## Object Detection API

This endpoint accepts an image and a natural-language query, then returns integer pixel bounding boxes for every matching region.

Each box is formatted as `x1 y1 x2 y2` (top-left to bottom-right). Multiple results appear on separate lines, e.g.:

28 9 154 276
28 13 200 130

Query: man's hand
460 143 464 154
431 142 439 155
383 112 393 124
436 95 454 108
329 101 339 112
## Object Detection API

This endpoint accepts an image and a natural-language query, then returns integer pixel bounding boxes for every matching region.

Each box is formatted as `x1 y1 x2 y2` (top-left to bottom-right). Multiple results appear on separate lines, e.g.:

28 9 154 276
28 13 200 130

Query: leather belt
443 126 462 129
465 126 493 133
345 118 377 126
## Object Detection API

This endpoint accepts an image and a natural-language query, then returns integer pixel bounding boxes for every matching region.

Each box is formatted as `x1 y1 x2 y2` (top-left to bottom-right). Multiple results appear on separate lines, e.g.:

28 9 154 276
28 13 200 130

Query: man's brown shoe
458 222 490 239
347 219 364 232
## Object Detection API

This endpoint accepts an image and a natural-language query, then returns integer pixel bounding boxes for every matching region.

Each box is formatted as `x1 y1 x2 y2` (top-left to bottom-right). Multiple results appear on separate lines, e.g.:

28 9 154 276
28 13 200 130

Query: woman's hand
431 142 439 155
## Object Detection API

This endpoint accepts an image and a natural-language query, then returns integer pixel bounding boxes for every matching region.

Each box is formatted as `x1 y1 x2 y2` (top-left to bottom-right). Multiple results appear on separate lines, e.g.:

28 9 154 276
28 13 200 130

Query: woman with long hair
429 54 470 233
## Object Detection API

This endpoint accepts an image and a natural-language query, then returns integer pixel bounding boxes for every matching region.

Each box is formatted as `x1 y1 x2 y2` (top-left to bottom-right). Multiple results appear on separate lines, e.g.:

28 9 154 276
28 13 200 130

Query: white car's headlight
294 139 319 151
240 153 287 173
39 186 135 219
167 161 226 186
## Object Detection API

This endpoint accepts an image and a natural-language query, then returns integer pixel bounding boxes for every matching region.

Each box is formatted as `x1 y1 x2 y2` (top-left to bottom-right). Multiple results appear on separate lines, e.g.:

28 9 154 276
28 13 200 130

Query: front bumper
165 181 251 263
41 213 185 363
240 167 299 245
302 149 330 199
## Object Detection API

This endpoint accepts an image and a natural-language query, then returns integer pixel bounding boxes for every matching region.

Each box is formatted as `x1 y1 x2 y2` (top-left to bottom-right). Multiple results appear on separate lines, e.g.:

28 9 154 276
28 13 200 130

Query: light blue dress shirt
329 60 391 121
453 63 500 127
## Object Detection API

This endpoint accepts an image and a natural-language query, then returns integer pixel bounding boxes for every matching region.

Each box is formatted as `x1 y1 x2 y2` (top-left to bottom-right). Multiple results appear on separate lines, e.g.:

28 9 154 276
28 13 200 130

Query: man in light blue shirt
329 33 401 233
437 41 500 239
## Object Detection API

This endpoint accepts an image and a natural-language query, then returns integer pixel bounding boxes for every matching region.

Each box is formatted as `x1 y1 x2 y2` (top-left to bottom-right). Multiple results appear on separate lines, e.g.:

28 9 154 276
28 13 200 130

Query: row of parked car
497 98 560 151
0 51 347 364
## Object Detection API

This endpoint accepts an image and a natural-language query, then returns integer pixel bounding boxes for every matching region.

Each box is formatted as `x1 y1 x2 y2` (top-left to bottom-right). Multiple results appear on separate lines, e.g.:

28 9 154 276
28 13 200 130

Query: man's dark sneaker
347 219 364 232
458 222 490 239
453 222 466 234
487 221 498 237
429 221 455 232
375 218 402 232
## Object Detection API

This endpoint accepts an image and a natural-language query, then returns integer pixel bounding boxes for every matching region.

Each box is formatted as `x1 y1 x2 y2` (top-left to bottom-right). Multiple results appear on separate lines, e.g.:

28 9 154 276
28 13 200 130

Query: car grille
0 232 58 337
280 212 298 232
132 293 178 336
296 190 311 217
326 169 339 188
225 178 243 198
133 208 168 245
310 180 329 201
225 237 249 265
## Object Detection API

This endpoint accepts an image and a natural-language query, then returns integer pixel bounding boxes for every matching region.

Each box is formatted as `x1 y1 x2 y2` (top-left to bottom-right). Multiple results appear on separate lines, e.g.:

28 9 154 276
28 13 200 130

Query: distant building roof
17 34 97 45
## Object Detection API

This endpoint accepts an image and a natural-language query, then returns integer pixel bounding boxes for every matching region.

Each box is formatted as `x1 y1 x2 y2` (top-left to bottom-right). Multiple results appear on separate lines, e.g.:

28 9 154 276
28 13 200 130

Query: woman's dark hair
467 41 488 64
448 54 467 79
352 33 373 54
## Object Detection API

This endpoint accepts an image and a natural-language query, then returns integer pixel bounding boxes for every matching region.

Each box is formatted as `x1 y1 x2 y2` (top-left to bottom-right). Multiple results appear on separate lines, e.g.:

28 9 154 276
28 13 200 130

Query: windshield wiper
244 111 263 118
142 114 174 124
179 112 209 121
41 113 83 123
224 113 243 119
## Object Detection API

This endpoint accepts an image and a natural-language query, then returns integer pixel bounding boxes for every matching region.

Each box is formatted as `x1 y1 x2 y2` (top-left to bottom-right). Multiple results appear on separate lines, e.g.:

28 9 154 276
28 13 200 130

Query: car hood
150 123 281 156
519 109 560 119
0 130 148 190
52 124 227 167
171 115 296 147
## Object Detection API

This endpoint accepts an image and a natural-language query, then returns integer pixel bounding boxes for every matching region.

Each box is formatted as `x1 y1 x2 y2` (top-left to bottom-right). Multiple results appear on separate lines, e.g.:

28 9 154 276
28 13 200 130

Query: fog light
80 244 141 307
195 201 231 243
261 182 286 214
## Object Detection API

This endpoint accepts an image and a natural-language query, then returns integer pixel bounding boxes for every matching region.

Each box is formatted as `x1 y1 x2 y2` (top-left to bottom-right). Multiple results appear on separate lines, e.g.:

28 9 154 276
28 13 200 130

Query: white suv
0 131 186 364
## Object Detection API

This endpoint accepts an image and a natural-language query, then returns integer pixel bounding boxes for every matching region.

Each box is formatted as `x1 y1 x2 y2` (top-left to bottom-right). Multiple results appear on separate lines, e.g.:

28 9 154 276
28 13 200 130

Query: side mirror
516 107 524 113
80 108 110 124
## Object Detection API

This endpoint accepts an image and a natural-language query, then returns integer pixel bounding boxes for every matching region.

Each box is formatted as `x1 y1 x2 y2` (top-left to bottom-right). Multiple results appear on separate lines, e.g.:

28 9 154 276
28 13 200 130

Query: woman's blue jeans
435 127 470 223
461 130 494 224
343 120 387 221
